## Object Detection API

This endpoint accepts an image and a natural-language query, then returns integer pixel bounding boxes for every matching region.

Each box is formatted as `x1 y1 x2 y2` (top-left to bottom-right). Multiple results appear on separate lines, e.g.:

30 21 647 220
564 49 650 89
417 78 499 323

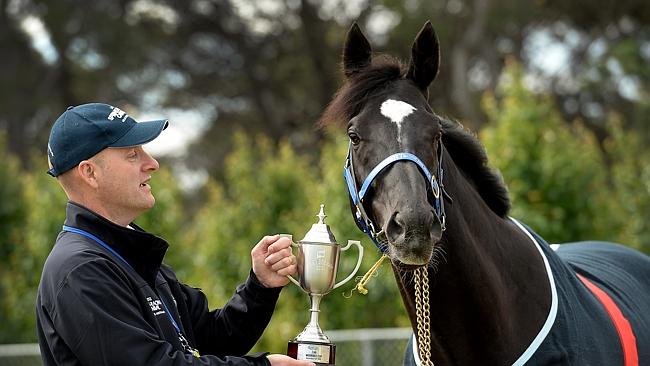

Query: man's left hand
251 234 297 288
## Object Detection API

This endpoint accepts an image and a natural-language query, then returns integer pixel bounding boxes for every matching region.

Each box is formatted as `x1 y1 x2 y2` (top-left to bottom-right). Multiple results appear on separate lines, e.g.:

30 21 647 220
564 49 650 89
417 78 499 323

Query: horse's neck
395 163 551 365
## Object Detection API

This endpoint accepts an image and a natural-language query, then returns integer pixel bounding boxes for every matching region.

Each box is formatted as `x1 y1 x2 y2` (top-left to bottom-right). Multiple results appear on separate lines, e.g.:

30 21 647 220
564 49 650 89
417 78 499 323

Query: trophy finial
317 204 327 224
301 204 336 244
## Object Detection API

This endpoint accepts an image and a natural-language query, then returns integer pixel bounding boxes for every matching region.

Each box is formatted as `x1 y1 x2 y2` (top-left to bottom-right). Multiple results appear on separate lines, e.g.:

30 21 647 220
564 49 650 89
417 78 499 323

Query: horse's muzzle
384 209 442 265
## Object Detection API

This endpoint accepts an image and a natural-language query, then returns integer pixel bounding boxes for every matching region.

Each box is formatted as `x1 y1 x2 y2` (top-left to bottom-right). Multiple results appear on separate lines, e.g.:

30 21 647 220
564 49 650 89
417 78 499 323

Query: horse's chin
391 243 435 269
392 261 424 272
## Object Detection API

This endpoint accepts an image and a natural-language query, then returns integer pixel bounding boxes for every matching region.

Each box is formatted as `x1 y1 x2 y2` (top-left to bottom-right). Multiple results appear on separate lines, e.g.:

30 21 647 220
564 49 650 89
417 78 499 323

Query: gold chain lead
415 266 433 365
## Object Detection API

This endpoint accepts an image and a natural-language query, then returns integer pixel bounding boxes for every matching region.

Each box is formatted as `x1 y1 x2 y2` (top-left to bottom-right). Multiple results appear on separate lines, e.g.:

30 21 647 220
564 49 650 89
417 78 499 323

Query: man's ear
76 160 100 188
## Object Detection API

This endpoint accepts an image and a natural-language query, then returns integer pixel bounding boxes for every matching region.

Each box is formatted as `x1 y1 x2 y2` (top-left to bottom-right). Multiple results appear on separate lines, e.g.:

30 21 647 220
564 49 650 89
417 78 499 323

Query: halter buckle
431 175 440 199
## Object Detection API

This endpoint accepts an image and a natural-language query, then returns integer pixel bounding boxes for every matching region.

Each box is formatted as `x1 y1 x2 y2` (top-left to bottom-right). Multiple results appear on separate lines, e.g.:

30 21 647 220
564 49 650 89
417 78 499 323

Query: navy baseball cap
47 103 168 177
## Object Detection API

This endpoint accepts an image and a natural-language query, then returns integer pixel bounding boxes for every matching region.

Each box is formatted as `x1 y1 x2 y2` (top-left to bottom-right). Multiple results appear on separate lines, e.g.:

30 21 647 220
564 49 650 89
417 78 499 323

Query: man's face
92 146 159 221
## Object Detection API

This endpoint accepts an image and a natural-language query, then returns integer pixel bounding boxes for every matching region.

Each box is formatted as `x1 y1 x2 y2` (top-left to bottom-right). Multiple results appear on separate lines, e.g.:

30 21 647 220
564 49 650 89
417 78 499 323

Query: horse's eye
348 131 361 145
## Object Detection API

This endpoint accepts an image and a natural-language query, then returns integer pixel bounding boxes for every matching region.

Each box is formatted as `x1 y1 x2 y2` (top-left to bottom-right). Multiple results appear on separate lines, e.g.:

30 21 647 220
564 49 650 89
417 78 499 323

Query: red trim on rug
577 274 638 366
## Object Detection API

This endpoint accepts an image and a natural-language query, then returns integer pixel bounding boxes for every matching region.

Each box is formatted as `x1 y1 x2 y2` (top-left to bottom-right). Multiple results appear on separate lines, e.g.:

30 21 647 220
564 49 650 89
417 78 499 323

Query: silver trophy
284 204 364 365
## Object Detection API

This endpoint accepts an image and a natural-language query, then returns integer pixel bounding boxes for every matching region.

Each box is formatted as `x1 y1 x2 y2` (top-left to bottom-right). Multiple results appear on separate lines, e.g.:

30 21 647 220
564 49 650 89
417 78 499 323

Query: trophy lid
299 204 338 245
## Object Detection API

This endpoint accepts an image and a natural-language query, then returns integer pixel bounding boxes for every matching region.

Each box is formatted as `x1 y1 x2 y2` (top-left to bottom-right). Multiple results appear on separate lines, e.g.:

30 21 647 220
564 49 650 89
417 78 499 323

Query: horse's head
324 22 446 267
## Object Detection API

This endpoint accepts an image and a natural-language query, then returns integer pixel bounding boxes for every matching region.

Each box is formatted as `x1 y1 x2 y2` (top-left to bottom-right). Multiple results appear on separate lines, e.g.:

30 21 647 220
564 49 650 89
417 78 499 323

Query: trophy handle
279 234 302 288
332 240 364 290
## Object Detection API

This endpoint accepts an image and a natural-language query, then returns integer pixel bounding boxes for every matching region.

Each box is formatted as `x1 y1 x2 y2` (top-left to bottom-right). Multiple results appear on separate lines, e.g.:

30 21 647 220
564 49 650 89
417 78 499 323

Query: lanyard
62 225 183 334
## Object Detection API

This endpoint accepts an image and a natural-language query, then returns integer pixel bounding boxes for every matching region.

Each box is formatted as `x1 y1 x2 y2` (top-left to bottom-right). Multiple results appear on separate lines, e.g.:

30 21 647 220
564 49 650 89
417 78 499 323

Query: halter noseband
344 140 450 253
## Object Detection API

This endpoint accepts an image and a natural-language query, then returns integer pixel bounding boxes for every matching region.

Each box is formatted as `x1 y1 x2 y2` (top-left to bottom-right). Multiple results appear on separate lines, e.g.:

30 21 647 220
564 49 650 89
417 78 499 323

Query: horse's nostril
386 211 406 244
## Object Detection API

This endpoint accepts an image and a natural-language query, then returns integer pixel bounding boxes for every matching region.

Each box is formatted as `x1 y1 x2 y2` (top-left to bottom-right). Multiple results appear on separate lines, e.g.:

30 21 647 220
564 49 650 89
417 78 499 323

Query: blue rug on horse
405 223 650 365
539 237 650 365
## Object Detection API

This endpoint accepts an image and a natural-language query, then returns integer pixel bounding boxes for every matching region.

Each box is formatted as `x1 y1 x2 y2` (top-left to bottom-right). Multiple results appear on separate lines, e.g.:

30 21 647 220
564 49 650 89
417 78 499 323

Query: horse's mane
319 56 510 217
440 119 510 217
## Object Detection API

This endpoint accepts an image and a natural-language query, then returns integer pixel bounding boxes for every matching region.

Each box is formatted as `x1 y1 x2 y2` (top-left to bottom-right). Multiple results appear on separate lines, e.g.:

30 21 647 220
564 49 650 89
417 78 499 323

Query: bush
179 131 408 353
481 62 649 253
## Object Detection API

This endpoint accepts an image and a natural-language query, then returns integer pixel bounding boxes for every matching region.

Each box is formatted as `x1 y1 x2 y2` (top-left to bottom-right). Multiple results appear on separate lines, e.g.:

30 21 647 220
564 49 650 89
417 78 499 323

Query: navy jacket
36 202 281 365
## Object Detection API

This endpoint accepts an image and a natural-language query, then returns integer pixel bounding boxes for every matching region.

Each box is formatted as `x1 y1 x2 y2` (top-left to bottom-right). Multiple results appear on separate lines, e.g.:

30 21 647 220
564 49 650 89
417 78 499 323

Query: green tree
481 62 613 243
481 61 650 254
11 158 68 342
181 131 321 353
0 134 30 343
604 117 650 253
180 131 408 354
136 167 188 275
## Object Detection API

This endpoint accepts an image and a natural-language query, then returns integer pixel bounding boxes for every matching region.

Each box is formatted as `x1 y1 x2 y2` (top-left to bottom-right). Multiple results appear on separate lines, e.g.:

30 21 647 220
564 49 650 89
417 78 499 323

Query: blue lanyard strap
61 225 182 334
63 225 134 270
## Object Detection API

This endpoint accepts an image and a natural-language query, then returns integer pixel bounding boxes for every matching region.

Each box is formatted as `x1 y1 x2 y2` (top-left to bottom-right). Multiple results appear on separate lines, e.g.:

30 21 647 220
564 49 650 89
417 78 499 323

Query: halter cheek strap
344 141 450 253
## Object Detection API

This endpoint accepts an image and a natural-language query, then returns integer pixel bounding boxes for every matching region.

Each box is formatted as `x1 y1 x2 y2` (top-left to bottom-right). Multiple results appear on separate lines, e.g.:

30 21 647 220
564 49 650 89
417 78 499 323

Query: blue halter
344 140 449 253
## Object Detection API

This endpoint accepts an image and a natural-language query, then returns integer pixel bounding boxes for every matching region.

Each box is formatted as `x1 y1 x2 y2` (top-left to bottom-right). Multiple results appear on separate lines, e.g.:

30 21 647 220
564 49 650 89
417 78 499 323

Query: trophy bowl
295 241 340 294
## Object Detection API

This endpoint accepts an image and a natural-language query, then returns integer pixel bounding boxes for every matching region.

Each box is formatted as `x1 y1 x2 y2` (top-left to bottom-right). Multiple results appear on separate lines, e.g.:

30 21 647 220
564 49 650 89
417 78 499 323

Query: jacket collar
64 201 169 287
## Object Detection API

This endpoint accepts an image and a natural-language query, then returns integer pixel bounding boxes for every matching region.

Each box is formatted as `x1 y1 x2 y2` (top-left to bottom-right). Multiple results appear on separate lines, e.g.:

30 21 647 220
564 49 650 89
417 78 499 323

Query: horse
319 22 650 365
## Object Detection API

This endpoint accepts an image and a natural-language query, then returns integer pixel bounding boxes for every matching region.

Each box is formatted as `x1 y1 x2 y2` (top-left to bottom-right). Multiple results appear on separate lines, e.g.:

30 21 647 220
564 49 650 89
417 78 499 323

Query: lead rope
344 254 389 298
415 266 433 366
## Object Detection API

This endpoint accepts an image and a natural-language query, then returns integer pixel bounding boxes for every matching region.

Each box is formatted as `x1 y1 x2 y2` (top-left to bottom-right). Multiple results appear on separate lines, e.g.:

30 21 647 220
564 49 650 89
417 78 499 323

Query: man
36 103 314 366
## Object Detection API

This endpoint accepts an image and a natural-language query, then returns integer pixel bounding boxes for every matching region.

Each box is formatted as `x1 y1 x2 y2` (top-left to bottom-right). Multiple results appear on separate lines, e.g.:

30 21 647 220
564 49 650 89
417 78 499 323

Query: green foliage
178 131 407 354
0 148 67 343
136 167 187 275
604 117 650 252
180 131 320 352
481 62 650 253
10 160 68 342
0 134 25 263
0 134 30 343
482 62 612 242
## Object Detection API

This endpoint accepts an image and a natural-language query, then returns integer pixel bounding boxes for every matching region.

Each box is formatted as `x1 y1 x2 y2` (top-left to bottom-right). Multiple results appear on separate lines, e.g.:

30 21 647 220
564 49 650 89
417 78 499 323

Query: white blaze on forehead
380 99 416 123
380 99 417 145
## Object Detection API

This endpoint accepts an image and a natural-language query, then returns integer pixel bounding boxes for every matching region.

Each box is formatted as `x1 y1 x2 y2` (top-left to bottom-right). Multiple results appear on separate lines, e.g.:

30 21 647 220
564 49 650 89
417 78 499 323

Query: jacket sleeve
50 258 271 366
171 269 282 357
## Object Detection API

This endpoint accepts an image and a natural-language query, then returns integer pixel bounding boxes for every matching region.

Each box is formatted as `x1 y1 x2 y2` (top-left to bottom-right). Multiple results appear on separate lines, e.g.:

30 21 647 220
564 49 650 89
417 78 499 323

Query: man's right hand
266 354 316 366
251 235 297 288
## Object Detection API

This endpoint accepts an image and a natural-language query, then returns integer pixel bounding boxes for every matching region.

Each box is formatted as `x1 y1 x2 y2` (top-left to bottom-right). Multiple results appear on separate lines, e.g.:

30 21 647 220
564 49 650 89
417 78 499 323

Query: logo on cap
108 106 129 122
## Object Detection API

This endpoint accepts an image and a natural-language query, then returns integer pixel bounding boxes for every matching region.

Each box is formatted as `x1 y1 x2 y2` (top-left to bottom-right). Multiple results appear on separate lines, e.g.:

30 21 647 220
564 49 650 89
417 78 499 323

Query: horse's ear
407 21 440 93
343 23 372 78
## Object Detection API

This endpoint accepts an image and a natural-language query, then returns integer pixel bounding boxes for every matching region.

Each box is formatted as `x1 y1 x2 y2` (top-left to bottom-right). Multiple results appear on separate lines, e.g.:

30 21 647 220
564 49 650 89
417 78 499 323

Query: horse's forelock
319 55 405 130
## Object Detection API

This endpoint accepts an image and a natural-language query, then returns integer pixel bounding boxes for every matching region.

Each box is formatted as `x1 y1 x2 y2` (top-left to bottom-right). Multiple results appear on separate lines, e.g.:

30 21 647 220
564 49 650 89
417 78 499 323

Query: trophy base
287 340 336 365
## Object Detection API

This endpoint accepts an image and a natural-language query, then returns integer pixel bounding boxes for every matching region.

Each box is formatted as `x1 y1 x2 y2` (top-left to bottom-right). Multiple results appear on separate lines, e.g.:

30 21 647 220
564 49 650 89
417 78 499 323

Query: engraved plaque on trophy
283 204 363 365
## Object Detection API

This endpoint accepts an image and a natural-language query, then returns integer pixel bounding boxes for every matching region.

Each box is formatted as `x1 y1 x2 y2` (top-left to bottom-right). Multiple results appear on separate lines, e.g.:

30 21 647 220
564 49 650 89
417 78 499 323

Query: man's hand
251 235 297 288
266 354 316 366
